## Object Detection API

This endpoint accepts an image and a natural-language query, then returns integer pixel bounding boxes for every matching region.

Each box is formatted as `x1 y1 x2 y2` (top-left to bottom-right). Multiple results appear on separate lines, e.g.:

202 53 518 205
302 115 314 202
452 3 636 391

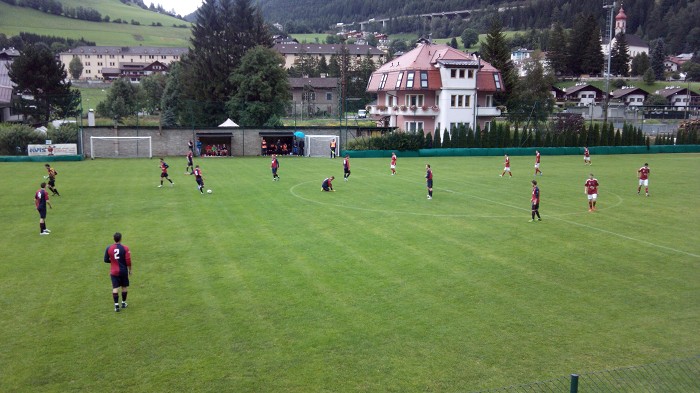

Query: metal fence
473 355 700 393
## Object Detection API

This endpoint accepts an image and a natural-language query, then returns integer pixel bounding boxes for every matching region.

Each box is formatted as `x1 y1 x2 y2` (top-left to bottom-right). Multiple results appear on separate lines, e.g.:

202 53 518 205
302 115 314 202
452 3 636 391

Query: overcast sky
150 0 201 17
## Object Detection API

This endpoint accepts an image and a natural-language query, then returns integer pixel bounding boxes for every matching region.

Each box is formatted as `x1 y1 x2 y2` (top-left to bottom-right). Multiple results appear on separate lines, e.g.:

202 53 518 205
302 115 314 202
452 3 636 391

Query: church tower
615 5 627 35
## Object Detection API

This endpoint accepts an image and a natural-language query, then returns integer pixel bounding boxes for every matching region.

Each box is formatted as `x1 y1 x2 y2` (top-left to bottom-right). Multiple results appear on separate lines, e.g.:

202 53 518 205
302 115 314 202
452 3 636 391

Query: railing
368 105 503 117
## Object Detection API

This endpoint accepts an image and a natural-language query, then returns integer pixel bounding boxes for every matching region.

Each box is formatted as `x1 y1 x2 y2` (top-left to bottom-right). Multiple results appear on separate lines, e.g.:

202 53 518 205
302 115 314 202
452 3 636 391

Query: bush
346 131 424 151
47 123 79 144
0 124 46 155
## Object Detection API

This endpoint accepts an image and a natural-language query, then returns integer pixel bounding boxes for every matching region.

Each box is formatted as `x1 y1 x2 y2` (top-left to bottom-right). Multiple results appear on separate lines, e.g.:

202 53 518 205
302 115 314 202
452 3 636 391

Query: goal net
305 135 339 157
90 136 152 158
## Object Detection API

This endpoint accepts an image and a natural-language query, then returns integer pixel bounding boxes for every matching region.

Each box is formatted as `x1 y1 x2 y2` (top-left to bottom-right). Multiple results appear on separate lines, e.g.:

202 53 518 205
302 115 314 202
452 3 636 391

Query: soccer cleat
529 219 535 222
538 218 542 221
588 208 593 212
40 231 50 235
170 182 174 187
427 195 432 199
115 305 120 312
43 229 51 233
121 301 128 309
158 185 163 188
499 174 503 177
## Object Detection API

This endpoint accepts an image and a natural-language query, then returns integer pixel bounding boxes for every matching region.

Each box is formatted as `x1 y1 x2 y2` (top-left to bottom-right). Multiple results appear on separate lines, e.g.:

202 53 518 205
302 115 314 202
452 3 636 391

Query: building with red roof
366 42 504 136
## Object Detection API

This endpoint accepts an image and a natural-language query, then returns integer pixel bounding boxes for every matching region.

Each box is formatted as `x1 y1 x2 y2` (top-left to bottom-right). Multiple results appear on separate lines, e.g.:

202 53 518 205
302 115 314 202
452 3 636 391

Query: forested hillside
258 0 699 54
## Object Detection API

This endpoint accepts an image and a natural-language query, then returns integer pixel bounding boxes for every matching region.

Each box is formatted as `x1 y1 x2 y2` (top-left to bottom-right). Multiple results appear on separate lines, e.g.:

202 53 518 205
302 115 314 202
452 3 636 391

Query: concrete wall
80 127 363 158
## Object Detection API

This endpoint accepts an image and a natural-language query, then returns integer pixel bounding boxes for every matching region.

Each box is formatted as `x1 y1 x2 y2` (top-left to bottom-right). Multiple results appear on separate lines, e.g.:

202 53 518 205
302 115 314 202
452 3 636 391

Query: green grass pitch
1 153 698 392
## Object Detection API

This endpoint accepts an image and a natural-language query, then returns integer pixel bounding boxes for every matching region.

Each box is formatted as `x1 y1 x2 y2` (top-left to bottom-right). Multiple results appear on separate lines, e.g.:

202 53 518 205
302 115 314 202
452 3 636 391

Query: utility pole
603 1 616 125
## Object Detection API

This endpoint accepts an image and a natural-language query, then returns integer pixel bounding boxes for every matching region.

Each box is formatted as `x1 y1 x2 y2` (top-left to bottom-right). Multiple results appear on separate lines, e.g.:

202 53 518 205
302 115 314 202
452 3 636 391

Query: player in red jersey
271 154 280 181
322 176 335 191
530 180 541 222
343 154 351 181
426 164 433 199
534 150 542 176
185 150 194 174
158 158 174 187
35 182 53 235
637 163 650 196
104 232 132 312
584 147 591 165
193 165 205 194
390 152 397 175
584 173 599 211
500 154 512 177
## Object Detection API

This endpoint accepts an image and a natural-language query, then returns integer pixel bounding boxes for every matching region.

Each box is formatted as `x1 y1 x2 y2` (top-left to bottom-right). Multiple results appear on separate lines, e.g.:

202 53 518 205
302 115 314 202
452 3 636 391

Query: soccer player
44 163 60 196
585 173 599 212
185 150 194 174
322 176 335 192
271 154 280 181
104 232 132 312
426 164 433 199
261 138 267 156
34 182 52 235
637 163 650 196
584 147 591 165
158 158 174 187
390 152 397 175
329 139 337 158
343 154 351 181
500 154 512 177
193 165 205 194
530 180 541 222
534 150 542 176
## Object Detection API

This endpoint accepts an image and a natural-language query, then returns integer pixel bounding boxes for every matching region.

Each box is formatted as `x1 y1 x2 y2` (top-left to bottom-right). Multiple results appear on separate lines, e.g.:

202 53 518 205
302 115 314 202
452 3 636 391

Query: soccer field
1 153 699 392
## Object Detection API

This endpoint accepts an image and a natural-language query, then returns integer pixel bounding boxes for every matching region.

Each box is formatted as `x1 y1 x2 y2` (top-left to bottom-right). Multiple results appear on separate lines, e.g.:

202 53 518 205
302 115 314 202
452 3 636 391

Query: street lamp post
603 1 617 125
686 77 692 120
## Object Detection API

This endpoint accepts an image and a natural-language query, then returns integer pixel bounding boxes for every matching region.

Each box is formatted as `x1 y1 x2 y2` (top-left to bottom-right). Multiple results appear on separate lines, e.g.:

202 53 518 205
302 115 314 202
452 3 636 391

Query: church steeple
615 4 627 35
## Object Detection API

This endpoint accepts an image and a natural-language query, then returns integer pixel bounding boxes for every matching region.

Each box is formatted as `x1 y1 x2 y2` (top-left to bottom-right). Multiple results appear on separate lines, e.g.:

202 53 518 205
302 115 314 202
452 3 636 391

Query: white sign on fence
28 143 78 156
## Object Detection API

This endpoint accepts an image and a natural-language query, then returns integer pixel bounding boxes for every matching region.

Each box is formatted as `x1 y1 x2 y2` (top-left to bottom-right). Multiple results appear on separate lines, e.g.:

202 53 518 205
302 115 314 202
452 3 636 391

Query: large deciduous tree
226 46 290 127
507 51 556 125
96 78 139 124
8 43 80 125
68 57 83 80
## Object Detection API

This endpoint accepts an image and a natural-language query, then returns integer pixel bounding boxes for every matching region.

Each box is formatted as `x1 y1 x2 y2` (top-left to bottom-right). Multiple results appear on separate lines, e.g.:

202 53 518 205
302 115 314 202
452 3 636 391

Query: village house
273 43 385 69
610 86 649 107
58 46 188 81
0 48 20 122
365 42 504 135
288 76 340 117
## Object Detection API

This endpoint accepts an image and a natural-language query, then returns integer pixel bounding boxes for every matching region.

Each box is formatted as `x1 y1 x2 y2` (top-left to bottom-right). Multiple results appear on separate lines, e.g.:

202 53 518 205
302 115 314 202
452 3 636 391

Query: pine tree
442 129 452 148
630 53 650 77
433 129 442 148
481 17 518 105
548 22 569 76
649 38 667 81
610 33 630 77
465 128 474 147
582 22 605 75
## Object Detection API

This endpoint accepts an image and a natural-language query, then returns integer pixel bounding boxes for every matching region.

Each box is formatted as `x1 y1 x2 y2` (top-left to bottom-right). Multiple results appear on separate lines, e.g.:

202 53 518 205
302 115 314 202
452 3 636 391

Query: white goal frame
90 136 152 158
305 135 339 157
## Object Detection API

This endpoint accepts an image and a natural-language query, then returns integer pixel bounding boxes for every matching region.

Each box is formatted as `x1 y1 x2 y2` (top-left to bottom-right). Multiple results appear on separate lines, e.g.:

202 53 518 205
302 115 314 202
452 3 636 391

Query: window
110 62 115 66
457 95 463 107
450 94 471 108
97 62 103 66
406 72 415 88
109 55 115 59
85 62 91 66
468 69 474 78
459 69 465 78
378 73 388 90
303 92 316 101
404 121 424 132
420 71 428 88
494 74 501 90
451 69 457 78
405 94 424 107
485 95 493 107
326 92 332 101
395 72 404 89
464 95 471 107
86 55 90 59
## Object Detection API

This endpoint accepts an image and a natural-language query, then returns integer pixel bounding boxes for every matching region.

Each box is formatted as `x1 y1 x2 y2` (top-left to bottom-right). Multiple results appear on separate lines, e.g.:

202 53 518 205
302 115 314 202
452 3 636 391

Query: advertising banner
28 144 78 156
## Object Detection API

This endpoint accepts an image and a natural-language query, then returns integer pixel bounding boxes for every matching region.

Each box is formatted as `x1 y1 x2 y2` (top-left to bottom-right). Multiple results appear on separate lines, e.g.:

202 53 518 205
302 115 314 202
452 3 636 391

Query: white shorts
390 164 396 169
639 179 648 186
503 167 511 172
534 163 540 169
587 193 597 200
584 156 591 162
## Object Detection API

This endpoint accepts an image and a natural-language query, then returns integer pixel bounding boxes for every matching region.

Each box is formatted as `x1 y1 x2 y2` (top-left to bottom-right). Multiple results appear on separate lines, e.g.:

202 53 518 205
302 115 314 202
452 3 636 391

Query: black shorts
272 168 278 175
187 159 193 166
196 178 204 186
344 168 350 174
426 179 433 188
161 172 169 178
111 274 129 288
48 178 55 187
532 202 539 210
37 207 47 219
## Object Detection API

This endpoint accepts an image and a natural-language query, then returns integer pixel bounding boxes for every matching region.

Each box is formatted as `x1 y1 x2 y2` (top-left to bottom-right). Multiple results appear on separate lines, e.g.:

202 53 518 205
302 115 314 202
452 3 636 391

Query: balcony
476 106 502 117
368 105 440 116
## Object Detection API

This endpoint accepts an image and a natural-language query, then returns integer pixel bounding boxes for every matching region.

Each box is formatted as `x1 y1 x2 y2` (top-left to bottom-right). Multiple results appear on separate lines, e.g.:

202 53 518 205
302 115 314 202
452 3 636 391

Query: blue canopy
294 131 305 139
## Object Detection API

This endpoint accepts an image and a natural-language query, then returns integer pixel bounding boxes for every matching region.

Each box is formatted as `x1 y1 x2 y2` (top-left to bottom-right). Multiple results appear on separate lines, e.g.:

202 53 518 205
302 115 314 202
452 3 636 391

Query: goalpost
305 135 339 157
90 136 152 158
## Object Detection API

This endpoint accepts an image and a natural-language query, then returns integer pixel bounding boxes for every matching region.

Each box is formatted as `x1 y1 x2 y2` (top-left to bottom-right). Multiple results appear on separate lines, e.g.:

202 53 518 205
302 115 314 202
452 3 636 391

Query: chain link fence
472 355 699 393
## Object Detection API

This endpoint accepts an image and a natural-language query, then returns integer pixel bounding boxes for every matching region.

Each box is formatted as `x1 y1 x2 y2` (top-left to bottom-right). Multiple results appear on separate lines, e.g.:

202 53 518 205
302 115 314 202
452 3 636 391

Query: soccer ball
207 189 212 194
